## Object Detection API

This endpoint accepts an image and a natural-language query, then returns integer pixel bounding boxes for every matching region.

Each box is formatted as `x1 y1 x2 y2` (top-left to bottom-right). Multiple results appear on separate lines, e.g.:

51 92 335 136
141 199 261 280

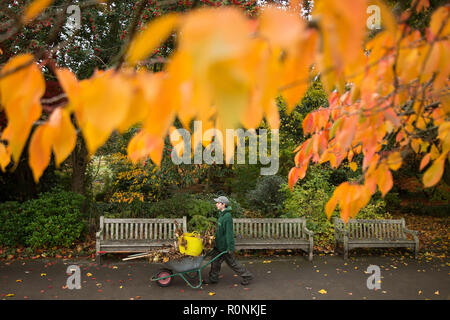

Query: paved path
0 253 448 300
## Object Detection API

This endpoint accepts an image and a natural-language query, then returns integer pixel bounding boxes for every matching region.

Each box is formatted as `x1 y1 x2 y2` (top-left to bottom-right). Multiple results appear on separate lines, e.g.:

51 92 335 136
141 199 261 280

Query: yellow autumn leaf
318 289 327 294
23 0 54 24
117 71 162 133
208 292 216 296
387 152 402 171
419 153 431 171
281 29 318 113
29 124 53 182
258 5 304 52
423 154 446 188
0 54 44 162
0 143 11 171
49 108 77 167
126 13 179 66
55 68 80 112
77 70 132 155
377 163 393 197
127 130 164 166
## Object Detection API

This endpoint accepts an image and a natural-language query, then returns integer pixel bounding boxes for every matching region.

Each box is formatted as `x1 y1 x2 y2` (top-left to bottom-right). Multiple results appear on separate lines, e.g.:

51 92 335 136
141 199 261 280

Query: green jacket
214 206 235 252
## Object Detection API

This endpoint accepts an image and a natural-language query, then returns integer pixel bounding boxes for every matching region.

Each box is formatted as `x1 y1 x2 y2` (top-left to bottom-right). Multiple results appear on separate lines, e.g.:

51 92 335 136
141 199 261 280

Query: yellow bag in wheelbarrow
178 232 203 256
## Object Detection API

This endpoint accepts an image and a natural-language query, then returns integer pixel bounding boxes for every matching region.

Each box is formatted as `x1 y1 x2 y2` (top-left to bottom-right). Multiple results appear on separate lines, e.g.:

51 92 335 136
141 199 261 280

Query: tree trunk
71 135 88 195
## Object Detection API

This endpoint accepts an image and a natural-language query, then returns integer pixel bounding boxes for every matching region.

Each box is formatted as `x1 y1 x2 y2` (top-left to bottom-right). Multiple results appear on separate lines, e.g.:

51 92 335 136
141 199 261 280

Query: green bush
281 166 392 248
0 189 87 249
23 189 87 249
246 175 286 217
188 215 217 233
225 164 260 205
0 201 31 247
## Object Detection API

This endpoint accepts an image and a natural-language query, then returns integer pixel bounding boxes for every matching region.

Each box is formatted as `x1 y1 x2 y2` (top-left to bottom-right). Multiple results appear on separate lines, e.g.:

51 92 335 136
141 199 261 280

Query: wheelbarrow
151 250 228 289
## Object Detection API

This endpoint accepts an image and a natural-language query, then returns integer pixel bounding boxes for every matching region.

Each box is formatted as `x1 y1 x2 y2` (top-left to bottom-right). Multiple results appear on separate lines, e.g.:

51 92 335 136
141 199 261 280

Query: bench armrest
334 224 348 236
302 224 314 238
96 228 103 240
403 227 419 241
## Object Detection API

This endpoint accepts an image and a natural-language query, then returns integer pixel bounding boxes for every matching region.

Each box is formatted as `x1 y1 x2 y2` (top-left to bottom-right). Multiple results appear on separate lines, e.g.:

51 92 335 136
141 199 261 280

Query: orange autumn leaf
126 13 179 66
258 5 304 52
22 0 53 24
28 124 53 182
419 153 431 171
387 152 402 171
0 144 11 171
423 154 446 188
55 68 80 112
288 166 307 190
76 70 132 155
377 164 393 197
127 130 164 166
28 108 76 181
48 108 77 167
0 54 44 162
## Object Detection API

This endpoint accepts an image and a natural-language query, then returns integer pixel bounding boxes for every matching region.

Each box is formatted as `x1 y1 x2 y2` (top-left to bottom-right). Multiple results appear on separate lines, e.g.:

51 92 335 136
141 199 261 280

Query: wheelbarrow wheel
155 268 173 287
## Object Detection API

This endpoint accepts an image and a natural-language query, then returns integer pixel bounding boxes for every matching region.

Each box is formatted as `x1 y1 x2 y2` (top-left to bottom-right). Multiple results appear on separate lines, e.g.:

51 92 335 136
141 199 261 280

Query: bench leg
344 245 348 260
96 254 102 265
309 249 313 262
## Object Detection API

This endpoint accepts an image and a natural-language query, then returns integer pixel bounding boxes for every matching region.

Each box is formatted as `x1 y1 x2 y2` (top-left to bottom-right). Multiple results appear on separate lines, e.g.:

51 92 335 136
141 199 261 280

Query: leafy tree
0 0 449 224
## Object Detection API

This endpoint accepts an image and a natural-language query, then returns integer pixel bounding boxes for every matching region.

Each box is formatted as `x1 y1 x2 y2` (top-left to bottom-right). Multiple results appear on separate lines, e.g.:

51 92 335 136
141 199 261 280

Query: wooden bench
233 218 315 261
333 217 419 259
96 216 187 263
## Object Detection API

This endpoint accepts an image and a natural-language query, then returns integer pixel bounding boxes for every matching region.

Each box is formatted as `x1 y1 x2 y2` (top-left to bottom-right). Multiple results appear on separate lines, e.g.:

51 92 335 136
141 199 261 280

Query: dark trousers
208 248 253 282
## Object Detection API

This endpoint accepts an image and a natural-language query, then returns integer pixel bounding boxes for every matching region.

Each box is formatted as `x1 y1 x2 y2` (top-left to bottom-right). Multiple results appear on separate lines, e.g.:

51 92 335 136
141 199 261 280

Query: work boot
240 277 253 286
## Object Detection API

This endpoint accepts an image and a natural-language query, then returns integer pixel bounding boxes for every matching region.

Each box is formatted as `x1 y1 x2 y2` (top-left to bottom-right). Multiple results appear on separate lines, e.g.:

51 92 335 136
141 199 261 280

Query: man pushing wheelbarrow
148 195 253 288
204 196 254 286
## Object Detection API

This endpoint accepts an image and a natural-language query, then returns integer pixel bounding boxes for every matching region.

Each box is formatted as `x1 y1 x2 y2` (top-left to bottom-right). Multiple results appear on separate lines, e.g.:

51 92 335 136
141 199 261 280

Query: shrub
246 175 286 217
281 166 392 248
225 164 260 205
0 201 31 247
23 189 87 249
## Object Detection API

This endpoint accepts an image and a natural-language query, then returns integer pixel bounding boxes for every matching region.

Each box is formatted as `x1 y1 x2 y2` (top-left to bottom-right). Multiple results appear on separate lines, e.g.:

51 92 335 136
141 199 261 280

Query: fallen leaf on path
16 279 22 282
208 292 215 296
6 293 15 297
318 289 327 294
434 291 439 295
86 273 92 277
40 273 46 277
263 260 272 264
